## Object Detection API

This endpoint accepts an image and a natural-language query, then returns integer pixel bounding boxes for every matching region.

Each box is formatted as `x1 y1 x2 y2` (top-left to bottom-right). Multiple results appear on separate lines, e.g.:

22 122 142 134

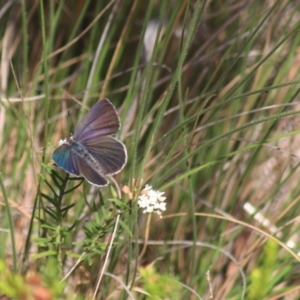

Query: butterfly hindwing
81 136 127 175
76 155 109 186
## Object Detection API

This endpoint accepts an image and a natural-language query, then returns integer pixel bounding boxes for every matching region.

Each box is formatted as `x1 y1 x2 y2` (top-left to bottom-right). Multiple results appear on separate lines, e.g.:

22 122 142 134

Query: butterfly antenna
108 175 122 199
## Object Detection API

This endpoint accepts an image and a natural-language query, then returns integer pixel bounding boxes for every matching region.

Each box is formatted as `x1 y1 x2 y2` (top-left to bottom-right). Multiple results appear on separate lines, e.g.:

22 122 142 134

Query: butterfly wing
52 143 80 176
76 157 109 186
74 99 120 142
82 136 127 175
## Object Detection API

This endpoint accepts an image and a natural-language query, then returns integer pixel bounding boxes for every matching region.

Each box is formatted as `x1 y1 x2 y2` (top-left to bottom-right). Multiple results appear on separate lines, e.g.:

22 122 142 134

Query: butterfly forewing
74 99 120 142
52 143 80 176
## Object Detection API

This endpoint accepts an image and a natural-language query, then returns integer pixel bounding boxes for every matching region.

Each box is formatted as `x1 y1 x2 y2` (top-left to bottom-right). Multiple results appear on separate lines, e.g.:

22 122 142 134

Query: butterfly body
52 99 127 186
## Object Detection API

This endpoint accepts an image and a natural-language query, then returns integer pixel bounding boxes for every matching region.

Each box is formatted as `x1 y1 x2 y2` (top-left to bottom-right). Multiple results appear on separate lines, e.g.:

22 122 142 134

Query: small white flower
137 185 167 217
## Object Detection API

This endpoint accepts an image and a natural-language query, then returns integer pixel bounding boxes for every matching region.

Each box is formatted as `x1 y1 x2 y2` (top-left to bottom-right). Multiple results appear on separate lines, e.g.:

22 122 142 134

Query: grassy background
1 0 300 299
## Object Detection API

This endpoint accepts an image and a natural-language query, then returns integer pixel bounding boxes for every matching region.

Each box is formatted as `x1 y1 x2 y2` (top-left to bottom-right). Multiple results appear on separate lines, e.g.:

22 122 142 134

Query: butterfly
52 99 127 186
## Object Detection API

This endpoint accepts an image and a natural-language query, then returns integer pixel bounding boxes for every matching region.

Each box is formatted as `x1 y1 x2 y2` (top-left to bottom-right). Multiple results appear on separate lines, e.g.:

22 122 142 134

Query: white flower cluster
137 184 167 216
